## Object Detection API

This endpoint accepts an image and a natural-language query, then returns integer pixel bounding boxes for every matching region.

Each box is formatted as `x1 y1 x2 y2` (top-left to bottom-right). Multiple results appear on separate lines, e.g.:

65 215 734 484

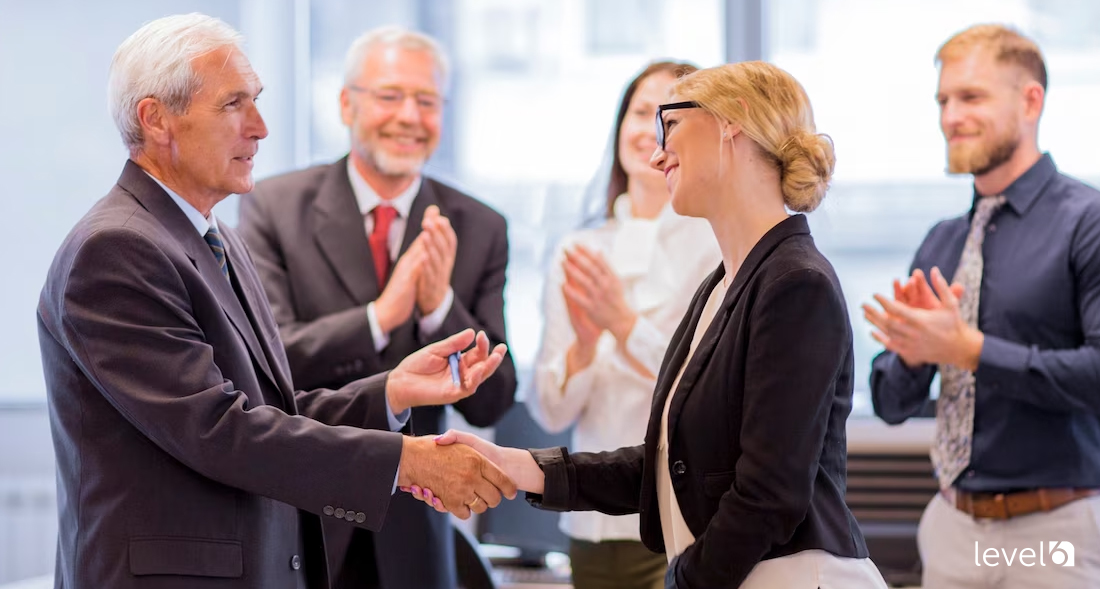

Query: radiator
0 479 56 585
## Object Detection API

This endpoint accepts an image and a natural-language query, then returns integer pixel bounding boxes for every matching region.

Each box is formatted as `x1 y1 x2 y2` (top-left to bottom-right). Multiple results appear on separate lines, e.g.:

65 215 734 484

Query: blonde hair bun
778 130 835 212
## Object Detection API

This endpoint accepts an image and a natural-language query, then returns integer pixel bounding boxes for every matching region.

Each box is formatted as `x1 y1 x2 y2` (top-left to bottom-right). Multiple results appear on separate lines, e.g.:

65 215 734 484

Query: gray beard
358 144 426 177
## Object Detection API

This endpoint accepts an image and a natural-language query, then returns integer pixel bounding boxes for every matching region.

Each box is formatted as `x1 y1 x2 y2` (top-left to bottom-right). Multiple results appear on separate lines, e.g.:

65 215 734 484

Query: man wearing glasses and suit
238 25 516 589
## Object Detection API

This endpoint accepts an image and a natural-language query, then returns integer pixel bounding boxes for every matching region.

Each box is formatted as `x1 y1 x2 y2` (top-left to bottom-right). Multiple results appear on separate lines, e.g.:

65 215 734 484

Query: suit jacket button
355 512 366 524
323 505 334 516
290 555 301 570
344 511 355 521
334 508 346 518
673 460 686 475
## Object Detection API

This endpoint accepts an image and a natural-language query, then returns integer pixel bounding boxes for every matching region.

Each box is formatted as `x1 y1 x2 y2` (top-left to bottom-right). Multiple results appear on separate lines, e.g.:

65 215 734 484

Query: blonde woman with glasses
416 62 887 588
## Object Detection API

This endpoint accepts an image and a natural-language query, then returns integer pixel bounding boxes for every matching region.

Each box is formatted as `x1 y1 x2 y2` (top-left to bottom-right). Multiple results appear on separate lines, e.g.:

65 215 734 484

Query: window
307 0 725 396
766 0 1100 415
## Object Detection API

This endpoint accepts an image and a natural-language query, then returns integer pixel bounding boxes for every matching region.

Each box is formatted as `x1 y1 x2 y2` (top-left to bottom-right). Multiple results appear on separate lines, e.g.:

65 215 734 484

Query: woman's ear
721 122 741 141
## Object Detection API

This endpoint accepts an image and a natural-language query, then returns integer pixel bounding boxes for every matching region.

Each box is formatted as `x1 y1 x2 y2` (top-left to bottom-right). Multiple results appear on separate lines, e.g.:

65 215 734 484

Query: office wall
0 0 239 402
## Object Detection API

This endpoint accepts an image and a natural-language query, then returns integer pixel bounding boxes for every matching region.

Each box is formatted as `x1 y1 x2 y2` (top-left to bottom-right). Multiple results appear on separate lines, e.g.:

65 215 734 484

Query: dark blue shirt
871 154 1100 492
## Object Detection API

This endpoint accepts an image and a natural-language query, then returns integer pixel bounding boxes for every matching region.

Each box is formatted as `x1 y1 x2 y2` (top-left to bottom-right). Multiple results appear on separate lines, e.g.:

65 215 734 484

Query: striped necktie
204 224 230 281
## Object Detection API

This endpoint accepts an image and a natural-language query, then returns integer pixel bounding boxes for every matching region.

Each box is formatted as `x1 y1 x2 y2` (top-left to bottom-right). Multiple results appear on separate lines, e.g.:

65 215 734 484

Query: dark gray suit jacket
38 160 404 589
238 158 516 589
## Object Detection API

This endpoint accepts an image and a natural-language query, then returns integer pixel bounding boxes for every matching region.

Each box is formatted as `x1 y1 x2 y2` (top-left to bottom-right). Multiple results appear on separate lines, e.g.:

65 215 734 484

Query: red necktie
369 205 398 286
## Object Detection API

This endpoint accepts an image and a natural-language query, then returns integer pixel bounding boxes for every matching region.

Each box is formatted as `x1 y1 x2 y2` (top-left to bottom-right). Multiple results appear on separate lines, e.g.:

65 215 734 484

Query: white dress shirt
346 158 454 352
529 194 721 543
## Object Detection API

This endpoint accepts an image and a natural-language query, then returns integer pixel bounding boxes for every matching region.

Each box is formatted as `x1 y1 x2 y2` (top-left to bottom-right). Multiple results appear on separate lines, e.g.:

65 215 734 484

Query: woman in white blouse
527 61 721 589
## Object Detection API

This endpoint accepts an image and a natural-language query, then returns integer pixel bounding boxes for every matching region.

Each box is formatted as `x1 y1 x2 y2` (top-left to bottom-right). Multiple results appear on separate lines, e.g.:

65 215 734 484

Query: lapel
312 158 380 303
650 214 813 447
117 160 286 402
398 178 441 256
645 266 720 450
222 227 297 411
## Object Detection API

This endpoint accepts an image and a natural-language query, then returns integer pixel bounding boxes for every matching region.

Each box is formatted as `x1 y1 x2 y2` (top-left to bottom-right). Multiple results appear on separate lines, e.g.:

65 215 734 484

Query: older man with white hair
238 25 516 589
37 14 515 589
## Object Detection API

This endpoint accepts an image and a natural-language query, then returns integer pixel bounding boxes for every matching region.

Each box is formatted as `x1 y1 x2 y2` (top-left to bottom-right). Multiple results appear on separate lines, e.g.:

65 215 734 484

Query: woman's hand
563 282 601 378
401 429 546 512
562 244 637 344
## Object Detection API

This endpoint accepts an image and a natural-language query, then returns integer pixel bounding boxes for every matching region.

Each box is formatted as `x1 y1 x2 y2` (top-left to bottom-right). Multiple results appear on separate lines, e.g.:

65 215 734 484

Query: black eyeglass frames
655 101 700 150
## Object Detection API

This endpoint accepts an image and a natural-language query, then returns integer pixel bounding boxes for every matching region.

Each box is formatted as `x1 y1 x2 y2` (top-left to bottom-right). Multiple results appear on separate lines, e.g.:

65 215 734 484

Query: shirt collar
347 157 421 218
611 193 678 225
144 171 217 236
971 153 1057 217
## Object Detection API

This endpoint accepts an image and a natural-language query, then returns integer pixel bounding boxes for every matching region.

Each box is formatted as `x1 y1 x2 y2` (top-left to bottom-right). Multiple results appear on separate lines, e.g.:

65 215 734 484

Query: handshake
396 430 545 519
385 328 545 519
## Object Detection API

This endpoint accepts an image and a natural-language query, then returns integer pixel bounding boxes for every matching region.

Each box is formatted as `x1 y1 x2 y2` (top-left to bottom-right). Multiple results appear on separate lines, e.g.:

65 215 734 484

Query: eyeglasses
655 101 700 150
348 85 445 113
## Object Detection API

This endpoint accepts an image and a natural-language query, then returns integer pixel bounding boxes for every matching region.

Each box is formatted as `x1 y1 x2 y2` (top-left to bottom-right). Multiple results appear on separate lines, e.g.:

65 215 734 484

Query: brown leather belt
944 487 1100 520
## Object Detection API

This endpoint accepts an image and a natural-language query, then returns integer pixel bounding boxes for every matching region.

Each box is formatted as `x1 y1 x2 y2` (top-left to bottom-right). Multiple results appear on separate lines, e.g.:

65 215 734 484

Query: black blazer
529 215 868 588
38 161 404 589
238 157 516 589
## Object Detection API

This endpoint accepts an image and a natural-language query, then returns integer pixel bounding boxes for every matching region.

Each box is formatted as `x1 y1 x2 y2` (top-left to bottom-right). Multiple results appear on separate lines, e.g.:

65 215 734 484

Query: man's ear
339 87 355 127
136 97 172 148
1022 79 1045 123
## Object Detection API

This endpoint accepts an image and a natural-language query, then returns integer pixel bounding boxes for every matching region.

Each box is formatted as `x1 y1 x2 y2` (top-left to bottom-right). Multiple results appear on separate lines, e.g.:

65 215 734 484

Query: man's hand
562 245 636 344
386 329 507 414
894 268 964 310
375 237 426 333
416 205 457 315
397 435 518 519
402 429 546 513
862 267 983 370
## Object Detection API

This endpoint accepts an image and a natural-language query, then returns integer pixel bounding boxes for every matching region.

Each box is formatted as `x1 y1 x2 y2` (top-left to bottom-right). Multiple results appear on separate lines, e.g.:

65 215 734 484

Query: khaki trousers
918 492 1100 588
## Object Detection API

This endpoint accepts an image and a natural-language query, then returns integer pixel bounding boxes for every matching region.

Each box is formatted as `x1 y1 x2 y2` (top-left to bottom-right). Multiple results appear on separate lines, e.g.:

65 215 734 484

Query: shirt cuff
532 351 598 433
524 447 573 511
366 302 390 352
975 333 1032 379
418 288 454 337
386 400 410 495
385 402 410 432
887 352 933 382
548 349 597 393
622 317 665 376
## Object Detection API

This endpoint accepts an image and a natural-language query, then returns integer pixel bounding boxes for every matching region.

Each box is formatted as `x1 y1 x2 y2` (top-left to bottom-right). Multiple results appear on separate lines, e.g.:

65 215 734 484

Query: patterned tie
932 194 1006 489
369 205 398 286
204 225 230 281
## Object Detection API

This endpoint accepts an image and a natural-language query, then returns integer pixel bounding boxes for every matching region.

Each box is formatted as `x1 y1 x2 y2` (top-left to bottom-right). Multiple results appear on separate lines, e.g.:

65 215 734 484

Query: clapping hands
862 267 982 371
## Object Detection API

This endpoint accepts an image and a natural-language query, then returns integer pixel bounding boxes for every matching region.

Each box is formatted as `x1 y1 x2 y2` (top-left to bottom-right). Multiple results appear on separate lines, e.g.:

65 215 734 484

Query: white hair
108 13 244 153
342 25 450 91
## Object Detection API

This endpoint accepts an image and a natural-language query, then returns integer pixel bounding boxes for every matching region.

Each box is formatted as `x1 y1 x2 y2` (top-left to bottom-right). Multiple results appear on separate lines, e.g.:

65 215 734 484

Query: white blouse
528 195 721 543
657 277 728 560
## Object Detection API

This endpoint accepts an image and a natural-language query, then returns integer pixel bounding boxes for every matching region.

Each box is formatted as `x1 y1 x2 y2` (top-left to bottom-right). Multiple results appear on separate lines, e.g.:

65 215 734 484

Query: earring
722 133 729 139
